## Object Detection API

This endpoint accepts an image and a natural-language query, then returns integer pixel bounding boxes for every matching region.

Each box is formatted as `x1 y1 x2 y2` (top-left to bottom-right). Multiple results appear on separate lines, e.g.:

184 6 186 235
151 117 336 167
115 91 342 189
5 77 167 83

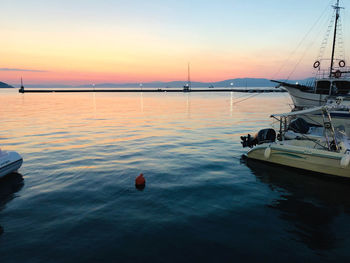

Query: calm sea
1 89 350 262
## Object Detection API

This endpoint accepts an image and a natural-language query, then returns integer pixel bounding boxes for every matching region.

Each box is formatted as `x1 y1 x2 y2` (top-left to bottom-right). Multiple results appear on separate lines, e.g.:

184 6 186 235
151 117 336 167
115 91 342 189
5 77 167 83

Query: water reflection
140 92 144 113
244 158 350 251
230 92 233 116
0 173 24 234
186 93 191 118
92 92 97 119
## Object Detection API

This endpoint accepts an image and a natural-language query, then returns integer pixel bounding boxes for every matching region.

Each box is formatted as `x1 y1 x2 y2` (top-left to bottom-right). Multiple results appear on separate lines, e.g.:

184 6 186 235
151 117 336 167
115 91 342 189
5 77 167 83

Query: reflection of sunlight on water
92 92 96 119
3 89 350 261
230 92 233 116
140 92 144 113
0 91 293 155
186 93 191 118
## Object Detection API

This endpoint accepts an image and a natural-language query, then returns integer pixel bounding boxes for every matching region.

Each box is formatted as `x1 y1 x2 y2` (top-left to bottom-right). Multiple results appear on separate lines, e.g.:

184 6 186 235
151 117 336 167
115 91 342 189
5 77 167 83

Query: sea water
1 89 350 262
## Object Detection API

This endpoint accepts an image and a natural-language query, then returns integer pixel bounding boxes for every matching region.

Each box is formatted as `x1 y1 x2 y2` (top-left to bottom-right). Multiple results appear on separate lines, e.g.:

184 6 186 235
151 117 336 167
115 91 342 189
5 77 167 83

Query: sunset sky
1 0 349 85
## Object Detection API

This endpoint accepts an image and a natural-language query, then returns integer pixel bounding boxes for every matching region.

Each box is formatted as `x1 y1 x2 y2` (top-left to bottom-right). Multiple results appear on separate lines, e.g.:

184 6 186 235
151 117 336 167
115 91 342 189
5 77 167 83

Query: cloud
0 68 48 72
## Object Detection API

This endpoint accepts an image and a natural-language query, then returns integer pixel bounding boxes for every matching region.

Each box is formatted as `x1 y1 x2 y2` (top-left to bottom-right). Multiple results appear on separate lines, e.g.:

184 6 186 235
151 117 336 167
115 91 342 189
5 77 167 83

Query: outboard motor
241 134 258 148
241 128 276 148
256 128 276 144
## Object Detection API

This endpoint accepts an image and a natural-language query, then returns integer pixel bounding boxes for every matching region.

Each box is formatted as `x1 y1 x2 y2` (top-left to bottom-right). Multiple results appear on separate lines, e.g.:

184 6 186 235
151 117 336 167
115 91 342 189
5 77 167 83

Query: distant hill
0 81 14 88
77 78 313 88
213 78 275 88
19 77 315 89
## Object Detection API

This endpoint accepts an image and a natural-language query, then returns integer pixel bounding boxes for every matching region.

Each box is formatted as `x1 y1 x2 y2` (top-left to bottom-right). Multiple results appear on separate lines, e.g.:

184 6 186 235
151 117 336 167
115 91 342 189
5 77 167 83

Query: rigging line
336 16 345 57
298 132 330 150
231 92 261 106
316 10 335 61
299 113 324 126
271 0 333 80
286 41 316 80
339 4 350 61
231 93 256 101
344 1 349 61
286 9 335 81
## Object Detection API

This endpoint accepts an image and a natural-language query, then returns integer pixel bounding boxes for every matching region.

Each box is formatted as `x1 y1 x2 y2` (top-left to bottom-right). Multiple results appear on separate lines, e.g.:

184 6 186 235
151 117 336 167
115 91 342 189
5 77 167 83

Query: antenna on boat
329 0 344 78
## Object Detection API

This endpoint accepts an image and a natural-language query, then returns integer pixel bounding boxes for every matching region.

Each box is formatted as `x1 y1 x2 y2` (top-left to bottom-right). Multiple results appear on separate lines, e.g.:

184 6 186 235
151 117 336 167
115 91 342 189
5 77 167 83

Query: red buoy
135 173 146 190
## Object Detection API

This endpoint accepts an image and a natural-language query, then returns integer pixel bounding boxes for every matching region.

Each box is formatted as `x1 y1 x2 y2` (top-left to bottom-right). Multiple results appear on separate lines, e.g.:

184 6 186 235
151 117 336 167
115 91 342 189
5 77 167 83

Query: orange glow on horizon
0 55 312 86
0 26 314 85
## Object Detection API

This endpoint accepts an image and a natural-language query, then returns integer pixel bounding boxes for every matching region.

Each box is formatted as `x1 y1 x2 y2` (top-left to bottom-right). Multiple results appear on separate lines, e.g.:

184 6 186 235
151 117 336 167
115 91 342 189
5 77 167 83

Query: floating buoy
135 173 146 190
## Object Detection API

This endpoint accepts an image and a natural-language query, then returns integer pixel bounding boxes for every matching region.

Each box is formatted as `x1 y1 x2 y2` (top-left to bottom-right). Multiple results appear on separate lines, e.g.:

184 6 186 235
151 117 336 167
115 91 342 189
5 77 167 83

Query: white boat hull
284 86 350 108
0 151 23 178
283 86 327 107
247 143 350 178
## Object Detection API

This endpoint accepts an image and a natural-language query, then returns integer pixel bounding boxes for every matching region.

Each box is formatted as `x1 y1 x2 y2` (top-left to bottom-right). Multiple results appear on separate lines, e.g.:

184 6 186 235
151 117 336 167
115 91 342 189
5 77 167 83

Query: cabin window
315 81 330 94
333 81 350 95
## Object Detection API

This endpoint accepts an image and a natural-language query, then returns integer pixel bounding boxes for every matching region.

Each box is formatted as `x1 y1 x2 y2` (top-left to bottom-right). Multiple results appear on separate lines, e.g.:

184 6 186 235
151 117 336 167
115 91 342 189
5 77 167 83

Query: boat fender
339 60 346 68
264 147 271 159
340 155 350 168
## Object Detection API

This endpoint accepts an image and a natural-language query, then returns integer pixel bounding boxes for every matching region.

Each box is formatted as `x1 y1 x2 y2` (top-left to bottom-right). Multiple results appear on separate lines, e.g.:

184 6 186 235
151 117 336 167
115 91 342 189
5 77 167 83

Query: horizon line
6 77 312 86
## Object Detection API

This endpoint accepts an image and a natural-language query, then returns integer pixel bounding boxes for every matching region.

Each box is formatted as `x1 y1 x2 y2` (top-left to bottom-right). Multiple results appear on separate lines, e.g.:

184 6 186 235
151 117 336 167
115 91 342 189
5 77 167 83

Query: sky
1 0 349 85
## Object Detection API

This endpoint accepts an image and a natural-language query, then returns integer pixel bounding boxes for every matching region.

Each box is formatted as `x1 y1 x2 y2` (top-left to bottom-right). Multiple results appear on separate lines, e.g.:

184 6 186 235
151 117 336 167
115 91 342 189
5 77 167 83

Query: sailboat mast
329 0 341 78
187 63 191 90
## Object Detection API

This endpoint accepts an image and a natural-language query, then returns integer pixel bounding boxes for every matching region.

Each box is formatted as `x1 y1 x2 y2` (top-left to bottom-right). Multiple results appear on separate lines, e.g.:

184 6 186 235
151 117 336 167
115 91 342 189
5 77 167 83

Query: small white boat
0 149 23 178
241 105 350 178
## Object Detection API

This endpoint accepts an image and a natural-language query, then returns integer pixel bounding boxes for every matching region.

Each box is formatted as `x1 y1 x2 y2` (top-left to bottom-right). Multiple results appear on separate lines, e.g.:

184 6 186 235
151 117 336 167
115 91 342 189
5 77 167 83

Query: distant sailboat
19 78 24 93
183 63 191 92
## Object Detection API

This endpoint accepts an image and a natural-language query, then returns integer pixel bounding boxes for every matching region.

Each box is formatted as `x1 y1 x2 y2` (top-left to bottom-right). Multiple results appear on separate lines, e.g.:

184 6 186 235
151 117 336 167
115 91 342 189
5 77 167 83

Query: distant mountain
13 77 315 89
77 81 207 88
77 78 313 88
0 81 14 88
213 78 275 88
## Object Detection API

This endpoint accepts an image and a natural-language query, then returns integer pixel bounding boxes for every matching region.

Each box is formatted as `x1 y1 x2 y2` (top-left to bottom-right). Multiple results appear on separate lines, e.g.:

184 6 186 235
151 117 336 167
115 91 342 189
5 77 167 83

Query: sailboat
272 0 350 108
19 78 24 93
183 63 191 92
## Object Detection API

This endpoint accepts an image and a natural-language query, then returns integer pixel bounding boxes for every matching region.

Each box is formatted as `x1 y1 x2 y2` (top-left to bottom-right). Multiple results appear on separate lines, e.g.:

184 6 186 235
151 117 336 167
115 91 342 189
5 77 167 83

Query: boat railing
315 66 350 80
